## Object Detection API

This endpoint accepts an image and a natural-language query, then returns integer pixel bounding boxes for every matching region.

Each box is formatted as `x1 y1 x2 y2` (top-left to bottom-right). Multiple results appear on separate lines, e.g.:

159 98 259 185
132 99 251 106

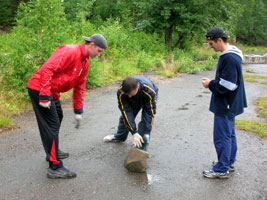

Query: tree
135 0 242 50
0 0 29 30
1 0 71 94
236 0 267 45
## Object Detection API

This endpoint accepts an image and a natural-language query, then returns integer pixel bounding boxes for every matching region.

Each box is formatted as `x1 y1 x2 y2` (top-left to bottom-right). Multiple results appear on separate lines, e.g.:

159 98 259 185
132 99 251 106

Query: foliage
238 43 267 53
0 0 29 29
236 0 267 46
0 0 266 129
0 0 71 96
134 0 242 49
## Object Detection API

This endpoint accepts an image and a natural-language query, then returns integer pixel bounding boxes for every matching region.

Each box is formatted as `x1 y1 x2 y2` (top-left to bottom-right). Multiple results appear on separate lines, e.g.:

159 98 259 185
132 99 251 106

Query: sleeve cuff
208 80 215 91
39 95 51 103
132 130 138 135
74 108 83 114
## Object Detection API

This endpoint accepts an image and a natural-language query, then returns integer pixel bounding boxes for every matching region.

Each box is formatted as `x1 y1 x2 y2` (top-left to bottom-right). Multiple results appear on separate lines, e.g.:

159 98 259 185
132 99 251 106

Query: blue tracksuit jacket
117 75 158 135
208 46 247 118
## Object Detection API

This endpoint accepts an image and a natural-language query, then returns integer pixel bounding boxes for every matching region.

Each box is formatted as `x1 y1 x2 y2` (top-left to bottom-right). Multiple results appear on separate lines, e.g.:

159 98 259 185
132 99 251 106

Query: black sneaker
203 169 229 179
212 161 235 172
46 149 69 161
58 149 69 160
47 167 77 179
229 162 235 172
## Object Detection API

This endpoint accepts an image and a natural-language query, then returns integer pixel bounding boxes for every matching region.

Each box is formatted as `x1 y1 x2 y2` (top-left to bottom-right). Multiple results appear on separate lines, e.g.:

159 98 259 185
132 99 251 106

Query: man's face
89 43 104 58
126 85 139 98
207 39 222 52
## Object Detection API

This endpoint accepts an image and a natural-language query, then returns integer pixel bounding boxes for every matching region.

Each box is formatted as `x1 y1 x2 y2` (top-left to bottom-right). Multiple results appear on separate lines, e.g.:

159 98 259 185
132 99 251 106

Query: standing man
202 27 247 179
103 75 158 151
28 34 107 179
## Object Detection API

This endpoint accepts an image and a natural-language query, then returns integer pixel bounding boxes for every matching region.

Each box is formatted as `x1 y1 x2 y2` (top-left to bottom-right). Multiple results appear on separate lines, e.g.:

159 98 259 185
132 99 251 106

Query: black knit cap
82 34 107 49
206 27 228 40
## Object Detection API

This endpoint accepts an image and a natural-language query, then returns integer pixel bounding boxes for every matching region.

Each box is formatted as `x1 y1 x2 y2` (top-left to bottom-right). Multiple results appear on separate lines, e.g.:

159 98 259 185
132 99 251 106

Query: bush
0 0 72 99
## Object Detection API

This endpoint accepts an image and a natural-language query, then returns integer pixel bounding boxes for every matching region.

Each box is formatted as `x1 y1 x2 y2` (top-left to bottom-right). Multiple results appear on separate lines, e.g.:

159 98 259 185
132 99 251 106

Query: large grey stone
124 148 149 173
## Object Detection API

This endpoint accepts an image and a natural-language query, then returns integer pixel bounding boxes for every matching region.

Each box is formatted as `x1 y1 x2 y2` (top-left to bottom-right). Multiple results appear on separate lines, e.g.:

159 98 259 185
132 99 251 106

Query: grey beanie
82 34 107 49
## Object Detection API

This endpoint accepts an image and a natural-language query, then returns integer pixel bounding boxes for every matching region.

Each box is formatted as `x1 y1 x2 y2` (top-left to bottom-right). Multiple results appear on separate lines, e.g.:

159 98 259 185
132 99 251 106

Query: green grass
256 97 267 119
243 74 267 79
236 120 267 139
156 70 176 78
246 79 258 83
243 74 267 85
0 116 12 130
246 68 255 73
0 92 31 129
236 96 267 139
238 44 267 53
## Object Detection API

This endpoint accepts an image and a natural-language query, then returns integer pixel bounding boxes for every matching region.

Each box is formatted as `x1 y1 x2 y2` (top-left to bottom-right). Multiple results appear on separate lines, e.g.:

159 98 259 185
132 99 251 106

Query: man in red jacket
27 34 107 179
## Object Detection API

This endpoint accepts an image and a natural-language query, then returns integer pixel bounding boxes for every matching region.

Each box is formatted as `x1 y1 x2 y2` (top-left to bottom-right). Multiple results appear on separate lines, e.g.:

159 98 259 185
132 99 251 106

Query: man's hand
133 133 144 148
202 78 211 88
75 114 82 129
39 101 51 109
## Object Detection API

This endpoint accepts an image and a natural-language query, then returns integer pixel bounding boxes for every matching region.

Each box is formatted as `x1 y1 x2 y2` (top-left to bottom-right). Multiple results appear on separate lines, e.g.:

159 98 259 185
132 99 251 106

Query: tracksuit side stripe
143 90 155 125
119 91 134 132
50 139 60 164
144 84 156 95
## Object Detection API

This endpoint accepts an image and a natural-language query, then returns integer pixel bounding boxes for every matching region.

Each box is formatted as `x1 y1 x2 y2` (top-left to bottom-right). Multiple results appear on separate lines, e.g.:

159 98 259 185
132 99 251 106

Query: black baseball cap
206 27 228 40
82 34 107 49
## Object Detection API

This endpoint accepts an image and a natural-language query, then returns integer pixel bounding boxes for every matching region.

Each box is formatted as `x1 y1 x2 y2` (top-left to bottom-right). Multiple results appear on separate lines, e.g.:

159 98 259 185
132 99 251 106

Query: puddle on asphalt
147 173 161 185
131 173 161 191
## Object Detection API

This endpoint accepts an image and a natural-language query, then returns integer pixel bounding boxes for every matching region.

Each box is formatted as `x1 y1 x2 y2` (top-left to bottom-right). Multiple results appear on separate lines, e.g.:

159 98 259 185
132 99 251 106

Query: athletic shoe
47 167 77 179
58 149 69 159
203 168 229 179
46 149 69 161
212 161 235 172
229 162 235 172
103 134 119 142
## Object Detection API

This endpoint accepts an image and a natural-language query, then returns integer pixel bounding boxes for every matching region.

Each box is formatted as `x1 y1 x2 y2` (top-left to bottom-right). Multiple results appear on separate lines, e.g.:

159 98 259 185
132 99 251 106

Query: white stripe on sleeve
219 78 238 91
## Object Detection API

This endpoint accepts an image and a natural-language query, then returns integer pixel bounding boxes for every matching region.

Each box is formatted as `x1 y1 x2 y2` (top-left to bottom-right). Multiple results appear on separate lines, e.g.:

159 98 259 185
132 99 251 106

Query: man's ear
218 38 223 43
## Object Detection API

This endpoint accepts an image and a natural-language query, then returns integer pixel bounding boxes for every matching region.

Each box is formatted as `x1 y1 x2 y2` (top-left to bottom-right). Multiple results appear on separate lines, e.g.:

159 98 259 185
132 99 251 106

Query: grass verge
243 74 267 85
236 96 267 139
256 97 267 119
238 44 267 53
236 120 267 139
0 92 32 129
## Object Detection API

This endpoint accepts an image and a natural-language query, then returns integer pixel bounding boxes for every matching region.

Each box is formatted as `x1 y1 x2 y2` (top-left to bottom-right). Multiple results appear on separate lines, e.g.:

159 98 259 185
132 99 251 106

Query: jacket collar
80 44 88 60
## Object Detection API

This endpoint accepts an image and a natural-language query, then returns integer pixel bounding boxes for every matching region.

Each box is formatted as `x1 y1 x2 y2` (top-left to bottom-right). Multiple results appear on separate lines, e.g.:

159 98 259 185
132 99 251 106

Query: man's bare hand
202 78 210 88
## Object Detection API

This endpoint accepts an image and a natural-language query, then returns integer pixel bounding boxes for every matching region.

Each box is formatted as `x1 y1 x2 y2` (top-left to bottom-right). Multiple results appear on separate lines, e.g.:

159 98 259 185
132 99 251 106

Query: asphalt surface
0 64 266 200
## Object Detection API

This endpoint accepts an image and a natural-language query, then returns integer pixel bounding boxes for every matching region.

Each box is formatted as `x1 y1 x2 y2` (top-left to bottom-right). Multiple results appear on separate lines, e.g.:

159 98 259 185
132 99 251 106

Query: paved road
0 64 266 200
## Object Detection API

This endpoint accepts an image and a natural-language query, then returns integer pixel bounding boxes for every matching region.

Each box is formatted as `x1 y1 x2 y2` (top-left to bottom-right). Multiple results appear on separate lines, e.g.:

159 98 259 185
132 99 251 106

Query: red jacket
28 44 89 114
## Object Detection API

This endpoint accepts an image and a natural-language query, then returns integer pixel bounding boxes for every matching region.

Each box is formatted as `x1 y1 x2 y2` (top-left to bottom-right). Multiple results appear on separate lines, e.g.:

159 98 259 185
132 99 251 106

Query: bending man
104 75 158 151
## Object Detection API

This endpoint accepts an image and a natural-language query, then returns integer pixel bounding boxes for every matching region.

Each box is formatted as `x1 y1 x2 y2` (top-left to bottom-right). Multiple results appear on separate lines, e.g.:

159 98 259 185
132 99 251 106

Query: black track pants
28 88 63 170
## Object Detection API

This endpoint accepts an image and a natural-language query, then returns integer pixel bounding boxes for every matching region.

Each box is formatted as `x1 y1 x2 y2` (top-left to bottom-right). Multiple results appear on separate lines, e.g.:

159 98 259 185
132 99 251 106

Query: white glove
39 101 51 109
133 133 144 148
75 114 82 129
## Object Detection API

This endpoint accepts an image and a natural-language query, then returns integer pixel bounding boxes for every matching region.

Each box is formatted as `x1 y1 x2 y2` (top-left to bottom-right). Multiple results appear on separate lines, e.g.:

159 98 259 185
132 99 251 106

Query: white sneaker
103 135 117 142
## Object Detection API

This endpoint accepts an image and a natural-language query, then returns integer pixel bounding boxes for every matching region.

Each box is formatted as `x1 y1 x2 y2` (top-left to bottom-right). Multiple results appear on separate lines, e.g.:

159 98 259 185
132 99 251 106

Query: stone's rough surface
124 148 149 173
